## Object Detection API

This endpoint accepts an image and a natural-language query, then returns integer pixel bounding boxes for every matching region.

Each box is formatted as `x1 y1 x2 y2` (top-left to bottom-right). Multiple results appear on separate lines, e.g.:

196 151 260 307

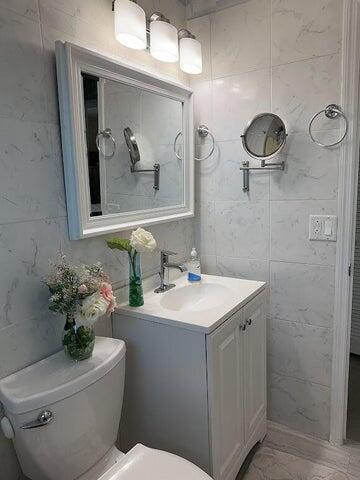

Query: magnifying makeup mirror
239 113 286 192
123 127 140 166
241 113 287 160
123 127 160 190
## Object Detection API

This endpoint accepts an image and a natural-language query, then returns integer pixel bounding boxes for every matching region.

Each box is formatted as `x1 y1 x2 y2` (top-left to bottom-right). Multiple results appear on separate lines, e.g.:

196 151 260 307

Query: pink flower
99 282 116 315
99 282 112 301
78 284 88 294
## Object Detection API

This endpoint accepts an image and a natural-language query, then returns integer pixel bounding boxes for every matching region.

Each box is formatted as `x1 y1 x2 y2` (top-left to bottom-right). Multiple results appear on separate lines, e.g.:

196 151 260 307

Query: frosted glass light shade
150 20 179 63
114 0 146 50
180 37 202 74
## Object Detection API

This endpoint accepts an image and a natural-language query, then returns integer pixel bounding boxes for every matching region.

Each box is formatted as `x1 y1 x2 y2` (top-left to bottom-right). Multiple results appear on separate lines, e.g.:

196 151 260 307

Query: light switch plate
309 215 337 241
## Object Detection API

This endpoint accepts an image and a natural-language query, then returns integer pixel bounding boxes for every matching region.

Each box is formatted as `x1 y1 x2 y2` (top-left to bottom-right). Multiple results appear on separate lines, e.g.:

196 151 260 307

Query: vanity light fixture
149 13 179 63
178 29 202 75
112 1 202 73
114 0 147 50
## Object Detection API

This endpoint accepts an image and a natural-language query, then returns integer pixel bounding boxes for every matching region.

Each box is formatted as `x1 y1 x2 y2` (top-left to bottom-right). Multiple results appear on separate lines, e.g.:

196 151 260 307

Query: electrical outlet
309 215 337 241
313 218 321 235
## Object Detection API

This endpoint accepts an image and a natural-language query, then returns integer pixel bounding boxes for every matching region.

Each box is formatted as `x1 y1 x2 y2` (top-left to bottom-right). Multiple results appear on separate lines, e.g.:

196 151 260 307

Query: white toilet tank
0 337 126 480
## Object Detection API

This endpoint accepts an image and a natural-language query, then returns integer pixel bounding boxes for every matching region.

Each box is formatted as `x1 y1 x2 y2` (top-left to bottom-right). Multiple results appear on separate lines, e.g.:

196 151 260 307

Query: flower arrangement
107 228 157 307
45 255 116 360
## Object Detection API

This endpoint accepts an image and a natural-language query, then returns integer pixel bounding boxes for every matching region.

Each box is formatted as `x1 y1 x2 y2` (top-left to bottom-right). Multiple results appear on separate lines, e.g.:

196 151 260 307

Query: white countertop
114 274 266 334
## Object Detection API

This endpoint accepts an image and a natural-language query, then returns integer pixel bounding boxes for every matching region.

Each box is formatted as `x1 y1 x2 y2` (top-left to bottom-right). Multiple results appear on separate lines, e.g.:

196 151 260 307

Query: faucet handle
161 250 177 257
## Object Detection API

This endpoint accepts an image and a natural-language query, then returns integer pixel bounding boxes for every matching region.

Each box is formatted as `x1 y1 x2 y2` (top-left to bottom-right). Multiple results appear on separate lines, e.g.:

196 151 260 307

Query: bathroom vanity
113 274 267 480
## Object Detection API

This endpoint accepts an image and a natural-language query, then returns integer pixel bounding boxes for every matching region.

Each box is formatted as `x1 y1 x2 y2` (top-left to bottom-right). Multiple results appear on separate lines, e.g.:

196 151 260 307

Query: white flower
80 291 108 325
130 228 156 253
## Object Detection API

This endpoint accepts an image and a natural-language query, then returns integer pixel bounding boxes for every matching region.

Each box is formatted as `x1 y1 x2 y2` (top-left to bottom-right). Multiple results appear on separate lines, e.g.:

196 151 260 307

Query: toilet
0 337 211 480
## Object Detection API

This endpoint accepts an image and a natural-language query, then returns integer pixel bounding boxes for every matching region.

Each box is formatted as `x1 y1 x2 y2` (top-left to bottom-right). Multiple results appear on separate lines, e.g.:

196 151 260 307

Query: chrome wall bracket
240 160 285 192
130 163 160 190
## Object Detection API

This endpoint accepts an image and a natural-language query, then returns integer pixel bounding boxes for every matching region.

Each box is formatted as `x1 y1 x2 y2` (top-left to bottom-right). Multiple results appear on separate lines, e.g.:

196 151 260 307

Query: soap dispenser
187 247 201 282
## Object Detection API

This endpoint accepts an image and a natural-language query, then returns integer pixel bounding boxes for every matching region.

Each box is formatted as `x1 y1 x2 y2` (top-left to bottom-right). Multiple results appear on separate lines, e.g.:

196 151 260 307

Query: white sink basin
160 283 233 312
116 274 266 333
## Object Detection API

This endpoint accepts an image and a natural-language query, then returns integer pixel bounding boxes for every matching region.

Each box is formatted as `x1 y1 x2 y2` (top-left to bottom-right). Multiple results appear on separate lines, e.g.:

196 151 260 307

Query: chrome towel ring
309 104 348 148
174 125 215 161
96 128 116 158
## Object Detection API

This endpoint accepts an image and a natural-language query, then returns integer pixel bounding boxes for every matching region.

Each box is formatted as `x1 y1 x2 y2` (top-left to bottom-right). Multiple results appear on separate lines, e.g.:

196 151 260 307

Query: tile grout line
269 370 332 390
211 50 342 82
269 0 273 315
213 254 335 269
0 216 68 228
208 11 219 274
270 315 334 331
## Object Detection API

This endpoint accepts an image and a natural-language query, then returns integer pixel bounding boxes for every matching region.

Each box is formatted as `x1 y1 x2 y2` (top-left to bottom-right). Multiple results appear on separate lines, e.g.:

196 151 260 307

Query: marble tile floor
240 446 356 480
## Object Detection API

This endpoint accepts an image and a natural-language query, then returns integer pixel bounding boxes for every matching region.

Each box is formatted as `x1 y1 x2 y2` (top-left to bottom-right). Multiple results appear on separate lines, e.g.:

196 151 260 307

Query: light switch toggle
324 219 332 236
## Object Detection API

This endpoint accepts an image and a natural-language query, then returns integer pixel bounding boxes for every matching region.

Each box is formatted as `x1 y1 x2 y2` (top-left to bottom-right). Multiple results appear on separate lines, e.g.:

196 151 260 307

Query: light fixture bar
178 28 196 40
112 1 202 73
149 12 170 23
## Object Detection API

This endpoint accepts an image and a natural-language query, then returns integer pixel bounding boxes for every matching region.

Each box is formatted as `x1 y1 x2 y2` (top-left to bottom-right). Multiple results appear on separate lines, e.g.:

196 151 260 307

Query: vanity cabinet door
207 309 245 480
243 292 266 442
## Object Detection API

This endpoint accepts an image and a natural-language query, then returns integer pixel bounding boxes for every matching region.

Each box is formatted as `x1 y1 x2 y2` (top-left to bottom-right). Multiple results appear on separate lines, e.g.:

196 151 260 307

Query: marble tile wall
186 0 252 20
190 0 343 440
0 1 192 477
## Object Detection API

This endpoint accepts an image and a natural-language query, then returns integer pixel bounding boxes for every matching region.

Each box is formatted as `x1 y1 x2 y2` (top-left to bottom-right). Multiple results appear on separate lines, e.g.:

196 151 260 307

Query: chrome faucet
154 250 187 293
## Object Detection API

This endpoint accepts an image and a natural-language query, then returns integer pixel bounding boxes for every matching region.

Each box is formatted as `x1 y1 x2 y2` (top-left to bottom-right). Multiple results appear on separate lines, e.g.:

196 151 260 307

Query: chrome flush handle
21 410 54 430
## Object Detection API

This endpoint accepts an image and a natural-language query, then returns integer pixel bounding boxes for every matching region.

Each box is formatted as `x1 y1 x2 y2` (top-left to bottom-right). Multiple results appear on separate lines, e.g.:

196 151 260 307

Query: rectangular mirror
56 42 194 239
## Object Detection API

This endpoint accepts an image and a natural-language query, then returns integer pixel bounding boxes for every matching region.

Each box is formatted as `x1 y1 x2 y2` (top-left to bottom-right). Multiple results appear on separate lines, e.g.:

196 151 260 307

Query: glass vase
128 250 144 307
62 315 95 361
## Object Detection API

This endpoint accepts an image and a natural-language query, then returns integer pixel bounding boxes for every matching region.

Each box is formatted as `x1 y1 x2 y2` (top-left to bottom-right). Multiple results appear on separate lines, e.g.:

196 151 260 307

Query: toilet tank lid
0 337 126 415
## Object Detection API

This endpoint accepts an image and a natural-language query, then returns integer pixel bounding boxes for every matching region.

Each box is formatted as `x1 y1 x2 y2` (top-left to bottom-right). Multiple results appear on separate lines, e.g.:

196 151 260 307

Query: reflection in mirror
242 113 286 160
124 127 140 167
82 74 184 217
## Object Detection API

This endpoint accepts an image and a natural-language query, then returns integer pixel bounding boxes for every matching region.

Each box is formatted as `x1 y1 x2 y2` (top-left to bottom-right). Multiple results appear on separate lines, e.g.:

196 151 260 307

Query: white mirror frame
55 42 194 240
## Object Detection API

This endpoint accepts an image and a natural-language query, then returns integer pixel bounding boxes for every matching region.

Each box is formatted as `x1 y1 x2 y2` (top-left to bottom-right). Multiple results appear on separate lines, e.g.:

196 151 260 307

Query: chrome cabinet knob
241 319 252 332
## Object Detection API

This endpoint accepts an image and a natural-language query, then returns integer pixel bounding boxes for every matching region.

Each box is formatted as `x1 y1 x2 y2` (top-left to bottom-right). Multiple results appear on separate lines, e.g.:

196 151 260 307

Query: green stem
129 249 137 277
128 250 143 307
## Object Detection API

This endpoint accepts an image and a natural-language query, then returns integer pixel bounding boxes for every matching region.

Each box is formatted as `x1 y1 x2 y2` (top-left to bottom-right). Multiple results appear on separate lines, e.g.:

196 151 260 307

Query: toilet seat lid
100 444 212 480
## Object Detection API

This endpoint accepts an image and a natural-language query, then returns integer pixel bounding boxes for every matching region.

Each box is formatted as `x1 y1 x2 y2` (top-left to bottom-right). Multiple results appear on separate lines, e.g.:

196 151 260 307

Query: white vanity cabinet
113 277 266 480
